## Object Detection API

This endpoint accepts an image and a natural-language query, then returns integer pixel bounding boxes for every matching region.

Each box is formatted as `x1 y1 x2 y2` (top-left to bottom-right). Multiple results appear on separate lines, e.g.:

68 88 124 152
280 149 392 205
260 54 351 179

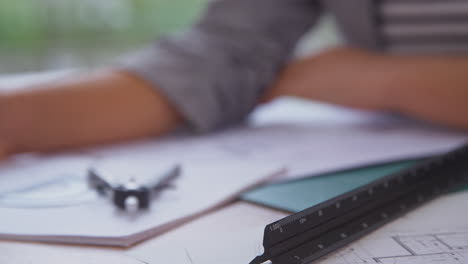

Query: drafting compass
88 164 181 211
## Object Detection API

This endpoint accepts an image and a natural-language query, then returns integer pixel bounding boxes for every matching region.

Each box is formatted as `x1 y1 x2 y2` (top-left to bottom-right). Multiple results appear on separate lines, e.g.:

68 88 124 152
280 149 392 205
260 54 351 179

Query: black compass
87 164 181 211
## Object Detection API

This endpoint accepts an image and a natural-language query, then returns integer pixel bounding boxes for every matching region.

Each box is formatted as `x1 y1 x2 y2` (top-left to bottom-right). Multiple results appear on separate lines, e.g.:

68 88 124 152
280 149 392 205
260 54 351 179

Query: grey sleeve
117 0 321 132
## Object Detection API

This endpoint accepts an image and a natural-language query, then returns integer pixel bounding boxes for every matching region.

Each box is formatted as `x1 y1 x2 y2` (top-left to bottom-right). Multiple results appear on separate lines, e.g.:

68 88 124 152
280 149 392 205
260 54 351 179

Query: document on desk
0 102 468 248
1 120 465 248
317 190 468 264
0 243 142 264
0 154 283 247
87 100 468 182
131 189 468 264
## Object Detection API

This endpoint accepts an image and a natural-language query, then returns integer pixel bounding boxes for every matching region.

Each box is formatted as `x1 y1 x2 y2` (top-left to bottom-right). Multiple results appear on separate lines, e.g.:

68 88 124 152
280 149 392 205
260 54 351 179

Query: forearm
267 48 468 130
379 55 468 129
0 70 181 155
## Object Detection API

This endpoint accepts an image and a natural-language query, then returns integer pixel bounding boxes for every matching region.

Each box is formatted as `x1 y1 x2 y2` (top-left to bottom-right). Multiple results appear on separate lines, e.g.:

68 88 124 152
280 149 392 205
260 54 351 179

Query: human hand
0 71 182 158
264 47 468 130
264 47 392 111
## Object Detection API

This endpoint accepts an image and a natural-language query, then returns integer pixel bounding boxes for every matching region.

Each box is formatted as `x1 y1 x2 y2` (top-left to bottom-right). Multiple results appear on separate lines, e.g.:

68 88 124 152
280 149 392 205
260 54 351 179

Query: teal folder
241 158 447 213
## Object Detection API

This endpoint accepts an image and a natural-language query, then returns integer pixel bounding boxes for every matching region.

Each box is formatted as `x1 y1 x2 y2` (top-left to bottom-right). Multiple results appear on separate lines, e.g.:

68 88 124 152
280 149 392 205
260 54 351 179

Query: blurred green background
0 0 208 73
0 0 342 74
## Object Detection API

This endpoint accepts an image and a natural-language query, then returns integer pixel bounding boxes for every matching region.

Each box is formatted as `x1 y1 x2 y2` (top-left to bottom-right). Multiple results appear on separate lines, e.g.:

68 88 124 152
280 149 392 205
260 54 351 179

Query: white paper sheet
0 242 141 264
318 191 468 264
0 155 281 246
127 190 468 264
86 98 468 180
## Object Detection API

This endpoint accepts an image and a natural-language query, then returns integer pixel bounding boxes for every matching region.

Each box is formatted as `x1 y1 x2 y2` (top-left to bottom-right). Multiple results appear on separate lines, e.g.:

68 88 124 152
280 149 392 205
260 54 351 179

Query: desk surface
0 202 286 263
2 71 468 264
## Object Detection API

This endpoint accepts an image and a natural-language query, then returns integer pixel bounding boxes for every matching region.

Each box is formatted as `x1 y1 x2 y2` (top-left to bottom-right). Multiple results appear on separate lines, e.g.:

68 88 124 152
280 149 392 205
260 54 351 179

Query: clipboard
241 158 425 213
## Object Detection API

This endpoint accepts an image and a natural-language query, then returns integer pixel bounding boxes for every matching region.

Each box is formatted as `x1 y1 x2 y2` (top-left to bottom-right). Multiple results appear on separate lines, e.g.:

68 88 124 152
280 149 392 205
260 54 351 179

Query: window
0 0 207 73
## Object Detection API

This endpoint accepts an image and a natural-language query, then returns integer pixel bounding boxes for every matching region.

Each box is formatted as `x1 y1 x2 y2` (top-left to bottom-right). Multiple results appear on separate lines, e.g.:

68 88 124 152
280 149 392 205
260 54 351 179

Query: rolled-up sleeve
117 0 321 132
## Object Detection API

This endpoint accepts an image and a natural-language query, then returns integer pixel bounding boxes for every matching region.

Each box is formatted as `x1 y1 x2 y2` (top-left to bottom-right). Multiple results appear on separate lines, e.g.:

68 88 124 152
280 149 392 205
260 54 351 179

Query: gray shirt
117 0 468 133
118 0 320 132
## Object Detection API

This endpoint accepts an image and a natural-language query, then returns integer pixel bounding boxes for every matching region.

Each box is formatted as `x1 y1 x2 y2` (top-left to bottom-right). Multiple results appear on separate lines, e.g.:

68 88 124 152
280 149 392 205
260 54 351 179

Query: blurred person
1 0 468 159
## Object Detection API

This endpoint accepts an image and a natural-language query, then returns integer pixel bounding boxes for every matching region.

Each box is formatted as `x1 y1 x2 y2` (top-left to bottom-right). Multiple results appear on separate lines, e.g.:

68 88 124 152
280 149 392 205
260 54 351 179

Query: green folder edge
241 157 468 213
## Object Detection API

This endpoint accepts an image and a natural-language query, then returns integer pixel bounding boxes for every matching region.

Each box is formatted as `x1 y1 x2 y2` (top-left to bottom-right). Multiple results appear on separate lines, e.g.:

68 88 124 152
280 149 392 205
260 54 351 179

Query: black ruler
250 144 468 264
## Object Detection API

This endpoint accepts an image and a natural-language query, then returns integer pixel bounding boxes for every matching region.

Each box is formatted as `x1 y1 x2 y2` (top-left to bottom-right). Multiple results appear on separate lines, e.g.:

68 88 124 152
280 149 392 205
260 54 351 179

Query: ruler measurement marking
251 145 468 264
